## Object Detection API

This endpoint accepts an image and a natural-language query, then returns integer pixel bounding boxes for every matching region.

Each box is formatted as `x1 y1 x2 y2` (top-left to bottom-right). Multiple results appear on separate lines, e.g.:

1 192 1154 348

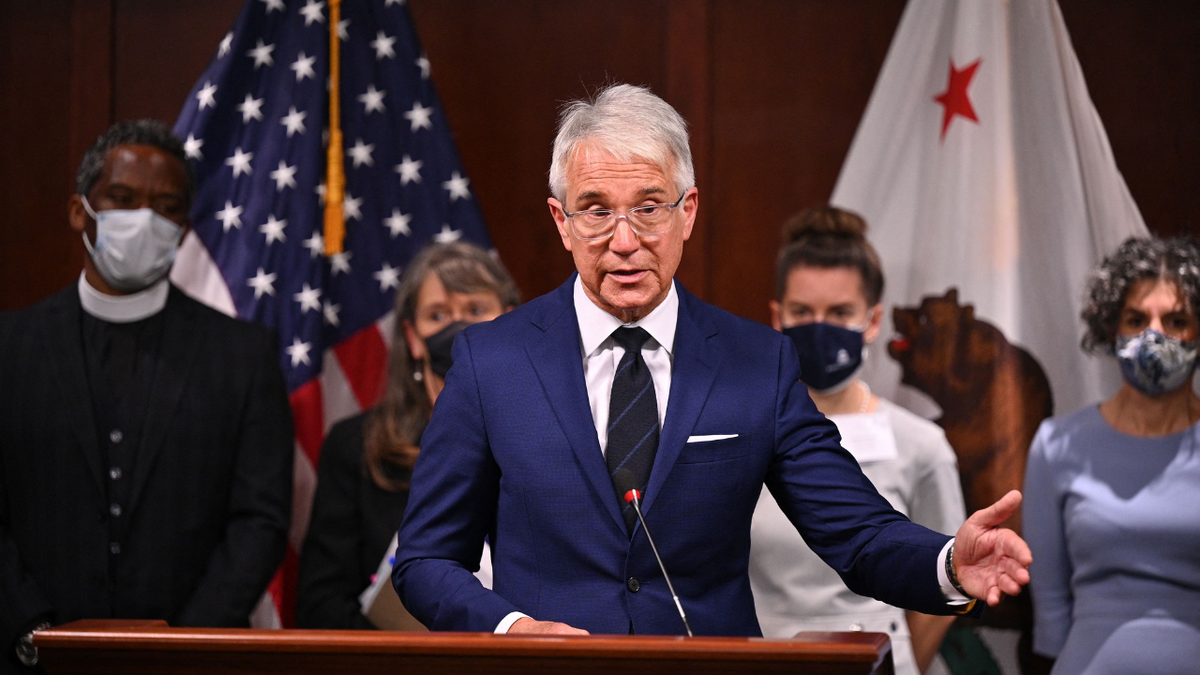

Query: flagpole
323 0 345 255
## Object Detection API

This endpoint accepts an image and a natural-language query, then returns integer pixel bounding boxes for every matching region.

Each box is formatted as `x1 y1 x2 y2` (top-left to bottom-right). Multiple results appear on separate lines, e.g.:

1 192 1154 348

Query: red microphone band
624 489 642 504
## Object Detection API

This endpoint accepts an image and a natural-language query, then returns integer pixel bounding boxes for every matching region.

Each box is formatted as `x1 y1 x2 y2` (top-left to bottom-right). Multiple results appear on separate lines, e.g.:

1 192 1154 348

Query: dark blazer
296 412 410 629
394 276 957 636
0 285 293 665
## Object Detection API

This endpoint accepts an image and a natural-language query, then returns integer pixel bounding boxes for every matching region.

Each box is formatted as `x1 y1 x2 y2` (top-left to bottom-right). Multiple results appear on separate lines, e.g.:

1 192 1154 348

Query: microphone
614 468 694 637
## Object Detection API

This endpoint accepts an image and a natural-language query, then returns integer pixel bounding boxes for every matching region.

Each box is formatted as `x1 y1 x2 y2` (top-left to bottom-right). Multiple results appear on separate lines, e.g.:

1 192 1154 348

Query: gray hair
548 84 694 202
76 119 195 207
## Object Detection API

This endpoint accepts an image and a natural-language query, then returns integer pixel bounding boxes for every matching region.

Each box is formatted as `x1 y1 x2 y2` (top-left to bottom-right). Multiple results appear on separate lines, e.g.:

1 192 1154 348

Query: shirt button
110 542 121 555
109 467 122 480
109 504 122 517
626 577 641 593
110 429 123 444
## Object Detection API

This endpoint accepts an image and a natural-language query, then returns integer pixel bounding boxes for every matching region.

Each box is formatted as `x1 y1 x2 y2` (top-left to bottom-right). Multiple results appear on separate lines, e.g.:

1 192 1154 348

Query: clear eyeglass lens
572 204 675 238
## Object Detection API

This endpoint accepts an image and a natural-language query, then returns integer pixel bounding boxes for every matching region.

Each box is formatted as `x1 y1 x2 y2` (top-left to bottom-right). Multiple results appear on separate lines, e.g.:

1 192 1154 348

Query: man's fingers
509 618 590 635
967 489 1023 530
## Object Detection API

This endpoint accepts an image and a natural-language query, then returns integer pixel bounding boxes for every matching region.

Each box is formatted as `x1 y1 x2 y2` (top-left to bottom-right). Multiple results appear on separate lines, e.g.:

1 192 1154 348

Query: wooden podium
35 620 894 675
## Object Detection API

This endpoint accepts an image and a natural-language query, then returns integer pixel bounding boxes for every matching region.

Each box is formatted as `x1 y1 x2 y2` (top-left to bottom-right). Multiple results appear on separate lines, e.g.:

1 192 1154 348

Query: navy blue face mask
783 322 866 394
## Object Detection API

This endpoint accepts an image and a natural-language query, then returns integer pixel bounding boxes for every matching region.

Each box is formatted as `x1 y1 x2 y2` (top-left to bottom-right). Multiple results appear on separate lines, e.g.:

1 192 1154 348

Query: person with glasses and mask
1023 237 1200 675
297 242 519 629
0 120 293 671
749 207 966 674
393 84 1031 638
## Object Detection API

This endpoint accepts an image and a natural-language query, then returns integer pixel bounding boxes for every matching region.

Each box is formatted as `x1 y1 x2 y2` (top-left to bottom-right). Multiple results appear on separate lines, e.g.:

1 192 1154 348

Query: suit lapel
642 286 721 517
127 288 202 514
526 277 626 533
45 288 107 496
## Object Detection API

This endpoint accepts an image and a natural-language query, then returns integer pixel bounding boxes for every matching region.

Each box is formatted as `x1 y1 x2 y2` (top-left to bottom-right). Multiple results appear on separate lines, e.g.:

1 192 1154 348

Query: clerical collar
78 273 169 323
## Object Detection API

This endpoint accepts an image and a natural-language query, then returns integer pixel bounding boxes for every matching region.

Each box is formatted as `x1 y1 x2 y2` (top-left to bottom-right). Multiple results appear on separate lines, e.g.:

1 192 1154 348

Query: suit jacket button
627 577 640 593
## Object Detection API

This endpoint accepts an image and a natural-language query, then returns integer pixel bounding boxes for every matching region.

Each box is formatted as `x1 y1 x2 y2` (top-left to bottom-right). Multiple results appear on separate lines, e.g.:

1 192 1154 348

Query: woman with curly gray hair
1023 236 1200 675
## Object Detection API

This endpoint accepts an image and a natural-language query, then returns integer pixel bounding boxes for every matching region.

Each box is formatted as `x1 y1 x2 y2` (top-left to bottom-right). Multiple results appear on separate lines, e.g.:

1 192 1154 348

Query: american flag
170 0 491 627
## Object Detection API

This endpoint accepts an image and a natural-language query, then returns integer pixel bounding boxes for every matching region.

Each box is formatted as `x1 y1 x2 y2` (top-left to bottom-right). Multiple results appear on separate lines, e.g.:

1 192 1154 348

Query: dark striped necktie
605 326 659 534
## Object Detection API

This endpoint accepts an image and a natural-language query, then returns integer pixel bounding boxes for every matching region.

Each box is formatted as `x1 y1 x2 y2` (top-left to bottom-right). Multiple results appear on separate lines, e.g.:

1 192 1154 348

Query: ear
402 319 426 361
863 302 885 344
548 198 573 253
945 287 959 303
769 299 782 331
68 194 90 235
679 187 699 242
964 305 975 321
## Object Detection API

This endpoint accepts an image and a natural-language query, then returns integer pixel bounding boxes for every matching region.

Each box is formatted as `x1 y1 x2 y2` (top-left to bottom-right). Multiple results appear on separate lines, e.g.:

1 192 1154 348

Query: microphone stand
624 489 694 637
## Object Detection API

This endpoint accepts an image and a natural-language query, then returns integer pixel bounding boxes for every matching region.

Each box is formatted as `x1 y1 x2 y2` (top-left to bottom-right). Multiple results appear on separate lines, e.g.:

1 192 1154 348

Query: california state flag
832 1 1146 671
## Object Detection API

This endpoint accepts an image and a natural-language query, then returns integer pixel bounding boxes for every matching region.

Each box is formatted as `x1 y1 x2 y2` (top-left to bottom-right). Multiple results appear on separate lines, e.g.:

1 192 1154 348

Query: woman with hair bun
296 241 519 629
749 206 966 675
1023 236 1200 674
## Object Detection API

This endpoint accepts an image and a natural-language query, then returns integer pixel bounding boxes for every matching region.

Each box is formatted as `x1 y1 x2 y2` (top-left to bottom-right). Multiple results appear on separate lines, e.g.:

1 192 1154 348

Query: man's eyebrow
637 187 668 197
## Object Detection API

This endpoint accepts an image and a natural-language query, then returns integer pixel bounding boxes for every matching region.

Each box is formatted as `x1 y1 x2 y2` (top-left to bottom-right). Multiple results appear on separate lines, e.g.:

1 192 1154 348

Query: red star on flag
934 58 982 141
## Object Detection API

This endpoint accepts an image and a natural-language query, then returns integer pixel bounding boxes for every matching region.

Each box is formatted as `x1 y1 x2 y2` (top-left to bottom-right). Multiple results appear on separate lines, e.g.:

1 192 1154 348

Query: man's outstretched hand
953 490 1033 606
508 618 590 635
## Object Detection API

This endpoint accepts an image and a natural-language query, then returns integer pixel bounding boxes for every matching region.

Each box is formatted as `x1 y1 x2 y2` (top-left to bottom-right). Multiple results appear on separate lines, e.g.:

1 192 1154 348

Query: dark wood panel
113 0 244 123
409 0 673 305
1058 0 1200 238
707 0 906 324
1 0 84 310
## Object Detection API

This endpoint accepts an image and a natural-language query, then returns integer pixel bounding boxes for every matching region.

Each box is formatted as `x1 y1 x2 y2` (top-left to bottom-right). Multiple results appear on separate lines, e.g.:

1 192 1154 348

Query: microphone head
613 468 641 503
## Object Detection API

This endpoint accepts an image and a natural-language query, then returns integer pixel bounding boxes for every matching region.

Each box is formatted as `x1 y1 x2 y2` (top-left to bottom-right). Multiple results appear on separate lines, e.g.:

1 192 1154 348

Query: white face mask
81 196 184 292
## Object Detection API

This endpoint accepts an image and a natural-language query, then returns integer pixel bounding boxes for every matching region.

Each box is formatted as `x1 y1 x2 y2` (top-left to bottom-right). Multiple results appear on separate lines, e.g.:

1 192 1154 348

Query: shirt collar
77 272 170 323
574 275 678 357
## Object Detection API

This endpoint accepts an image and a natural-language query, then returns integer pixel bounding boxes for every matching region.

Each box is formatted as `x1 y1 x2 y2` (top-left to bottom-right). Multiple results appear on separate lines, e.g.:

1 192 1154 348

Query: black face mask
424 321 469 378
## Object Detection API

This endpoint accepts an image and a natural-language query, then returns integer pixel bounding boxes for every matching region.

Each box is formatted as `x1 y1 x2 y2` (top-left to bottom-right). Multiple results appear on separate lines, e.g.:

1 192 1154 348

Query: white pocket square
686 434 739 443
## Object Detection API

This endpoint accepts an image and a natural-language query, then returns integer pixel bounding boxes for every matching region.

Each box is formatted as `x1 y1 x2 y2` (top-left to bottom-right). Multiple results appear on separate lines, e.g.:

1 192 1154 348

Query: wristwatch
15 622 52 667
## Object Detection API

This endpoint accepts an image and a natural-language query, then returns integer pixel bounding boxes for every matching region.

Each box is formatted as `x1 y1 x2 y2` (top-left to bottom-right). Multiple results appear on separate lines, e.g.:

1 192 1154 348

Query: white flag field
834 0 1147 432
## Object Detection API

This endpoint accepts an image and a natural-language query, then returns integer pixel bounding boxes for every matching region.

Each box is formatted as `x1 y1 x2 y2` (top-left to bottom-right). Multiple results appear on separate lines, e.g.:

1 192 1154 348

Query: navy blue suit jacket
394 277 955 635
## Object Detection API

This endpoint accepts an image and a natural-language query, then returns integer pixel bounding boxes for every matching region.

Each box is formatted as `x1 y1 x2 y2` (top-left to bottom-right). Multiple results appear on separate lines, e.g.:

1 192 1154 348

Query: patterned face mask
1115 328 1199 397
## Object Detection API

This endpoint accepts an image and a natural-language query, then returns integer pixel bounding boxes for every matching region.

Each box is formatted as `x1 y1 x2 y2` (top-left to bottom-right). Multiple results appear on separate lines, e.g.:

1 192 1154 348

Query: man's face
548 142 697 322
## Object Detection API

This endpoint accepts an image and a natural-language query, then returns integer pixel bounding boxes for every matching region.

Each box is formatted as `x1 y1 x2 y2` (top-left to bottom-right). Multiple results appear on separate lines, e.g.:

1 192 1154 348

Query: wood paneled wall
3 0 1198 323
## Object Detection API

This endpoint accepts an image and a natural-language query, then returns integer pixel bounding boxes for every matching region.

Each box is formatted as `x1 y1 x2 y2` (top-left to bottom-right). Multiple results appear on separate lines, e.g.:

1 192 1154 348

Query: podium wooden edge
35 621 893 675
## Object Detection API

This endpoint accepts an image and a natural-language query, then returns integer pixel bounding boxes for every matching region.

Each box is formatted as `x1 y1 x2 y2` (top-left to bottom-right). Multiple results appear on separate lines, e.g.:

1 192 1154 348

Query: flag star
384 208 412 238
434 224 462 243
281 106 307 137
442 171 471 201
404 102 433 132
247 267 277 299
347 138 375 168
293 283 323 314
415 55 430 79
218 32 233 58
259 214 288 245
370 31 396 60
225 147 254 177
322 300 341 327
260 0 285 13
285 337 313 367
373 262 401 291
337 18 350 40
237 93 265 123
300 0 325 25
183 133 204 160
270 160 298 191
358 84 386 114
303 231 325 259
315 182 326 205
196 81 217 109
330 250 352 275
291 51 317 82
343 193 363 221
215 200 244 231
934 58 982 141
247 39 276 69
394 155 423 185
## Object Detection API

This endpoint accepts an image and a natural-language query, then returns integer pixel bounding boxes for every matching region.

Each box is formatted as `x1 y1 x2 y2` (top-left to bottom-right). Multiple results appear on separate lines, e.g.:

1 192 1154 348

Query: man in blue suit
394 84 1030 636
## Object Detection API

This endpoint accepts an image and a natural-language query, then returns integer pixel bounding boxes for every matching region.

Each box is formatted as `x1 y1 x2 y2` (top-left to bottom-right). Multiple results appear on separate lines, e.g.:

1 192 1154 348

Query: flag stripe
333 325 390 410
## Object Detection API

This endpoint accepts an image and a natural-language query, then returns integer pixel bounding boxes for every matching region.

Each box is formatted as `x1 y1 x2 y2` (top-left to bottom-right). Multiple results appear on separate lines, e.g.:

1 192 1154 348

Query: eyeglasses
561 191 689 242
